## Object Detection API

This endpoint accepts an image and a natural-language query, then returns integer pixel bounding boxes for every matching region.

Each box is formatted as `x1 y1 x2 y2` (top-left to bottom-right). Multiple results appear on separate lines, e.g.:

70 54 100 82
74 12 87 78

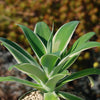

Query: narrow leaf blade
17 24 47 58
71 42 100 57
0 76 43 90
52 21 79 53
51 54 79 76
61 54 80 72
57 68 100 90
58 42 100 69
14 63 47 83
58 91 83 100
0 37 39 66
8 64 43 84
47 23 54 53
68 32 95 54
34 22 51 45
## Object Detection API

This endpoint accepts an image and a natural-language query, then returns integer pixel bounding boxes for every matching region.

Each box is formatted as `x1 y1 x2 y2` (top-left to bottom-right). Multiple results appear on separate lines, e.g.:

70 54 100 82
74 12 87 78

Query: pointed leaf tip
17 24 47 58
52 21 79 54
34 22 51 46
0 37 38 65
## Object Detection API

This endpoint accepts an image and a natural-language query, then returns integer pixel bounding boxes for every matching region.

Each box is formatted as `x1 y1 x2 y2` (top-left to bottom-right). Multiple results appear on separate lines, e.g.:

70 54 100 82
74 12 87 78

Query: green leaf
0 76 43 90
17 24 47 58
34 22 51 46
47 23 54 53
56 68 100 90
44 92 60 100
71 42 100 57
51 54 79 76
9 64 44 85
45 73 66 91
58 42 100 69
13 63 47 83
0 37 39 66
47 34 53 53
60 54 80 72
52 21 79 54
41 54 59 75
67 32 95 54
58 32 96 72
58 91 83 100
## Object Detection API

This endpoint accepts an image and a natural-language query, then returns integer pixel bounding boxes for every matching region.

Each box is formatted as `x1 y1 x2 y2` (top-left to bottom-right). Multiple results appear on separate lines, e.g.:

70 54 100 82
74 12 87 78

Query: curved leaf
58 32 96 72
67 32 95 54
9 64 44 85
0 76 43 90
17 24 47 58
58 91 83 100
52 21 79 54
0 37 39 66
56 68 100 90
34 22 51 46
13 63 47 83
58 42 100 68
41 54 59 75
60 54 80 72
51 54 79 76
71 42 100 57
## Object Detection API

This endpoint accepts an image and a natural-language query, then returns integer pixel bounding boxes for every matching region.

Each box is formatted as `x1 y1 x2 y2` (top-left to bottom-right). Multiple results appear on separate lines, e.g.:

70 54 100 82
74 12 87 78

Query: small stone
22 91 43 100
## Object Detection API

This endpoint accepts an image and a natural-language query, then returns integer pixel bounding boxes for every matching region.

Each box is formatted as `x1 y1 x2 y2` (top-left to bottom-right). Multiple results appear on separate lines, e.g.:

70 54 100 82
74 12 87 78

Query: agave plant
0 21 100 100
